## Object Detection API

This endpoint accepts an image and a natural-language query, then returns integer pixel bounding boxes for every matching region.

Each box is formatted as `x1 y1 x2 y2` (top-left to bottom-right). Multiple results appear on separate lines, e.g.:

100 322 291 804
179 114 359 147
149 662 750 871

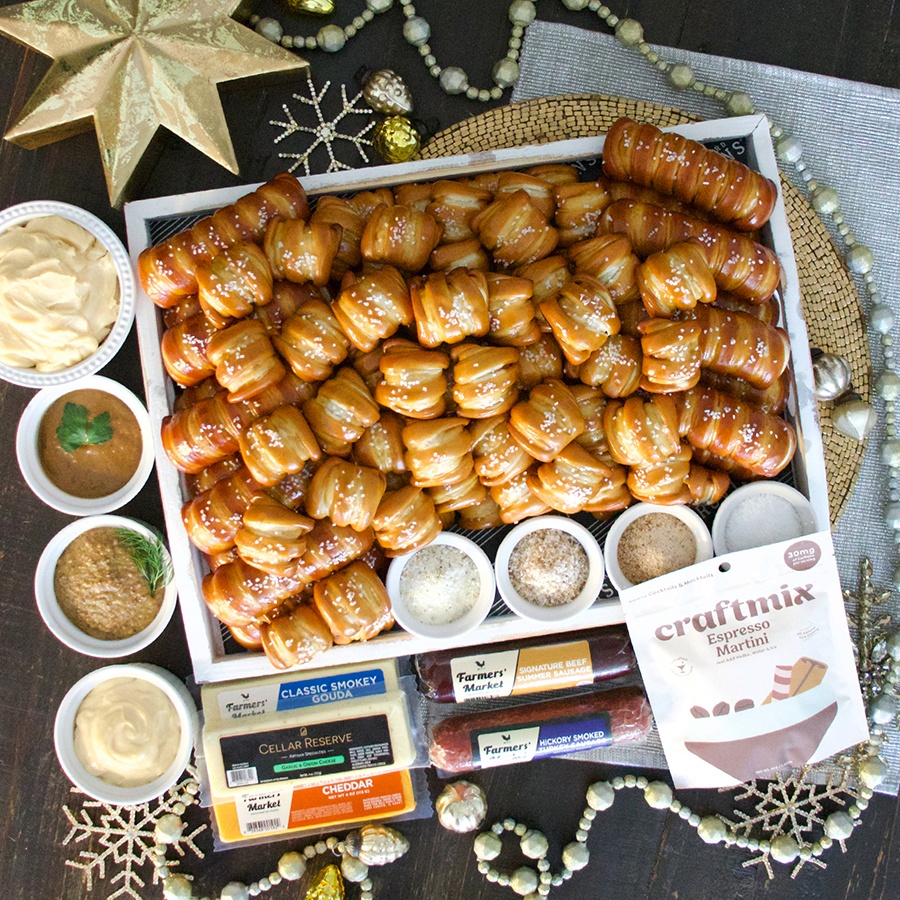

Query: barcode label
242 817 283 834
226 767 258 788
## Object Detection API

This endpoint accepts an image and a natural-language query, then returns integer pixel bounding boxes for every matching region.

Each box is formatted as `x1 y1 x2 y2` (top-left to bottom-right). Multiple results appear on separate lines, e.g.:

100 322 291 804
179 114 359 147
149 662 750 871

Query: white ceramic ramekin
604 503 714 593
54 663 197 805
386 532 495 640
16 374 155 515
0 200 135 387
34 515 177 657
495 515 604 622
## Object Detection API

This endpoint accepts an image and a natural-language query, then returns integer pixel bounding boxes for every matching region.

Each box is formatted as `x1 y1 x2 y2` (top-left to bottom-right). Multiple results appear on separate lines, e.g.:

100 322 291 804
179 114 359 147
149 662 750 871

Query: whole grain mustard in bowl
495 516 604 623
34 515 177 657
386 532 495 640
0 201 135 387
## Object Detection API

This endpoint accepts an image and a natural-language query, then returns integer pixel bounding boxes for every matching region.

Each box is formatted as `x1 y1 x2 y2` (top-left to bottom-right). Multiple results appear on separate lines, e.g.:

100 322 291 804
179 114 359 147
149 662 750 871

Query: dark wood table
2 1 899 897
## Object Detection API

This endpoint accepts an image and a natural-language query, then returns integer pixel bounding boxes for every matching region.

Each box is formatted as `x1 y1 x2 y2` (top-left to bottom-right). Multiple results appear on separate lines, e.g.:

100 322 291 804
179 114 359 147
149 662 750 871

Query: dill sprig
115 527 173 595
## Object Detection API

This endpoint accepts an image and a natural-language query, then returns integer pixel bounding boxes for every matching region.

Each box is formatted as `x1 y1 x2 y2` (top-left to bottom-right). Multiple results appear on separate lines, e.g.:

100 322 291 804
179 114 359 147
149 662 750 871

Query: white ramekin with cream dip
55 664 197 805
0 201 135 388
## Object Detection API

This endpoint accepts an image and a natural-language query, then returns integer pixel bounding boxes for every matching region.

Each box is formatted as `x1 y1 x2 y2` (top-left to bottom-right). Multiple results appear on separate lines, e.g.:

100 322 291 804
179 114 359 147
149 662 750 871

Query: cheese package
201 659 417 796
212 769 419 844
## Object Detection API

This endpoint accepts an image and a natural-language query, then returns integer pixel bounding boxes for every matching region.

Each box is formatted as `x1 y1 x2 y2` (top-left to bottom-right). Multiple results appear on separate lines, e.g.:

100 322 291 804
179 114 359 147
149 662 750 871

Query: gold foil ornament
0 0 307 207
303 864 345 900
286 0 336 13
373 116 421 164
363 69 414 116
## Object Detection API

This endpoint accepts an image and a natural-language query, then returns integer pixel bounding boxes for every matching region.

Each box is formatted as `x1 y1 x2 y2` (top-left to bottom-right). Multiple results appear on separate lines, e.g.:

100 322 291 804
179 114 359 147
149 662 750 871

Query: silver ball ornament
363 69 414 115
870 693 897 725
812 351 852 400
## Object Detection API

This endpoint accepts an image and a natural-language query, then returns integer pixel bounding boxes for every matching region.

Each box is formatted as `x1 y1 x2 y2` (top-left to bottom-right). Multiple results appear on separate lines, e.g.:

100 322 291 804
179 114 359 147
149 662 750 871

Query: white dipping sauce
73 677 180 787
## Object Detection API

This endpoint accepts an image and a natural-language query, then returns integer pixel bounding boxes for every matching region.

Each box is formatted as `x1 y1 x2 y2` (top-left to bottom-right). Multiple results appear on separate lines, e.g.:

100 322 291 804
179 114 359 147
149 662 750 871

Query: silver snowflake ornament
271 70 376 176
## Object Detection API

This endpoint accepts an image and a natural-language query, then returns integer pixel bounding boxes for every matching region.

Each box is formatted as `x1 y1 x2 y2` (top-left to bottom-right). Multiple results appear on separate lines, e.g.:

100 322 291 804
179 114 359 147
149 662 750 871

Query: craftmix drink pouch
621 530 868 789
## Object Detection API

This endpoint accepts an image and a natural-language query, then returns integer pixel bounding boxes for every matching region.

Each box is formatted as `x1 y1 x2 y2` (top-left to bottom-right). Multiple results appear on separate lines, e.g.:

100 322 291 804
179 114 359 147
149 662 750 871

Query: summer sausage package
620 530 868 789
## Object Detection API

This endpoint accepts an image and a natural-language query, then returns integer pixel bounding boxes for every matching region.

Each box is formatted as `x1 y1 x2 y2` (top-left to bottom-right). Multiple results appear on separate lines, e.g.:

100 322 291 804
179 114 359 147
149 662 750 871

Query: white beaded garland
586 781 615 810
277 852 306 881
697 816 727 844
402 16 430 45
439 66 468 94
220 884 249 900
770 835 800 864
509 1 537 27
561 841 590 871
316 24 346 51
163 874 194 900
511 867 540 896
644 781 674 810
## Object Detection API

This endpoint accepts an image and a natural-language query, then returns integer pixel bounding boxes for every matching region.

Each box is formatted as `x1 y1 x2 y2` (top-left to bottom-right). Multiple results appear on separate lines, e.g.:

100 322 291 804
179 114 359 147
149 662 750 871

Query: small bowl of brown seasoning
495 516 605 623
35 515 177 657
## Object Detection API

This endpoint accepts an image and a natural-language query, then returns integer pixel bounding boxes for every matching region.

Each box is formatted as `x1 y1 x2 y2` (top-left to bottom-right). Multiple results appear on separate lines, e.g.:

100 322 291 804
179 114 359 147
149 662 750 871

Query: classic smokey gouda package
621 531 868 789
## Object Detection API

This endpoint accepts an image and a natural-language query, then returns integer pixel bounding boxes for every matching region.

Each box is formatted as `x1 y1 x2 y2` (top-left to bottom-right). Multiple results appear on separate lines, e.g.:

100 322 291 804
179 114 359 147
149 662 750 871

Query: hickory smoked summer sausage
428 685 652 773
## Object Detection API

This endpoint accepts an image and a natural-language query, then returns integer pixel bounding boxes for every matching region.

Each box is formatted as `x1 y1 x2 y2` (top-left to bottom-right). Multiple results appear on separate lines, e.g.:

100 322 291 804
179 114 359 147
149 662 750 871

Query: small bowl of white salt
385 532 495 640
712 482 817 556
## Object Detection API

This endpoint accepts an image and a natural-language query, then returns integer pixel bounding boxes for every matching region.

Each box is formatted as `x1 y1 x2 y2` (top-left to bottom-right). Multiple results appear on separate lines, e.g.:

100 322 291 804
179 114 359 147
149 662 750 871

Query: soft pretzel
508 379 585 462
348 187 394 219
234 494 314 573
603 395 682 466
675 384 797 478
402 417 474 488
451 343 520 418
306 457 387 532
394 182 434 212
352 410 408 474
626 443 694 505
373 485 442 556
486 273 541 347
298 519 375 582
602 117 778 231
196 241 273 323
313 561 394 645
527 442 616 515
637 240 717 318
457 493 504 530
554 180 613 247
253 281 322 334
429 469 488 515
162 394 247 474
264 216 343 286
238 404 321 487
517 333 564 388
569 384 615 464
375 338 450 419
182 465 264 555
685 461 731 505
207 319 286 403
302 367 381 456
309 195 366 280
332 265 413 352
490 468 551 524
360 203 443 271
274 297 351 384
185 453 244 497
410 268 490 347
577 334 642 397
472 190 559 268
567 233 640 303
638 318 703 393
495 171 557 218
599 199 780 303
429 238 491 273
540 275 620 366
427 180 493 243
260 601 333 669
161 313 218 387
202 558 307 628
470 414 535 487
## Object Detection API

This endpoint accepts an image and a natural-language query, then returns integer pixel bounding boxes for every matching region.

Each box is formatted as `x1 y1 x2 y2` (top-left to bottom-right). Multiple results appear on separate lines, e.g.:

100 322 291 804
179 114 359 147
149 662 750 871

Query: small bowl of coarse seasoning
35 515 177 657
604 503 714 593
711 482 818 555
495 516 605 622
385 532 495 640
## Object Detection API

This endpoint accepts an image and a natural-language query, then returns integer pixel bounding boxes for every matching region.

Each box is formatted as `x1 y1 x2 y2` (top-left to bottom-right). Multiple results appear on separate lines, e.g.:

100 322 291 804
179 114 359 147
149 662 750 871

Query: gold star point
0 0 307 206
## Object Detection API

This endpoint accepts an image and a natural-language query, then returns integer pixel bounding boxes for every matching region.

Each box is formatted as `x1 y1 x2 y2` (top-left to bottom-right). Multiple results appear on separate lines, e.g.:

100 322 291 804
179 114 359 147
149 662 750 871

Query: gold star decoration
0 0 307 206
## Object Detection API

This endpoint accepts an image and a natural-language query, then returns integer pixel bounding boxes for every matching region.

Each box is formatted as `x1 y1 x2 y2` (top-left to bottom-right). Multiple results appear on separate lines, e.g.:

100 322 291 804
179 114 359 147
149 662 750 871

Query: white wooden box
125 114 828 684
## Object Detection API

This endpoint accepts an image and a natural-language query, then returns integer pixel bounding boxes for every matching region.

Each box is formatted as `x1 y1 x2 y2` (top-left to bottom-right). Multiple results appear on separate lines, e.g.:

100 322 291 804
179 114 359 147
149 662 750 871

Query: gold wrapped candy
304 864 344 900
287 0 335 13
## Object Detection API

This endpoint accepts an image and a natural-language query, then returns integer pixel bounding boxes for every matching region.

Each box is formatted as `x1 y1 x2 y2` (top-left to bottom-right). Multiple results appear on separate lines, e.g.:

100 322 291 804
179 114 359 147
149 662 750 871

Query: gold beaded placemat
422 93 869 527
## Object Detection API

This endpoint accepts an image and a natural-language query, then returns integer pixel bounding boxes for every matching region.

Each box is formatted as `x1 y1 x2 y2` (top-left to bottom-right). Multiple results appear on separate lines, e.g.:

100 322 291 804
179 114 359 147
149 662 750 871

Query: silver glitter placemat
513 21 900 793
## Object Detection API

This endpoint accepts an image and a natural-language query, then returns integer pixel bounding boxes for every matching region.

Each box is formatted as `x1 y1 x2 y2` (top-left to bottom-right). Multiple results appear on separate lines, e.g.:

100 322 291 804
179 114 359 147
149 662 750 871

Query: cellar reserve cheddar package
621 530 868 789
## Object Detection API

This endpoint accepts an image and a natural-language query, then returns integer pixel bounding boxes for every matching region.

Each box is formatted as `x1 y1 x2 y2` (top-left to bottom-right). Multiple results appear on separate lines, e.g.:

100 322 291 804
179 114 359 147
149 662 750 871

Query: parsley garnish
56 402 114 453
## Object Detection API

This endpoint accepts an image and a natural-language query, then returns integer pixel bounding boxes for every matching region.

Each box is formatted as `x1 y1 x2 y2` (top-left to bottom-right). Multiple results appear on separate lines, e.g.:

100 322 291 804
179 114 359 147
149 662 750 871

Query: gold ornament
0 0 306 207
286 0 336 14
363 69 414 116
303 864 345 900
373 116 420 164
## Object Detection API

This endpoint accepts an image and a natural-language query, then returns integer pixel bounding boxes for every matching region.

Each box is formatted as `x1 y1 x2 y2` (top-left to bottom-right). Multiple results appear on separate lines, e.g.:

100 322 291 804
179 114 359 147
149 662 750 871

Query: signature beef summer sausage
428 685 652 773
415 626 637 703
